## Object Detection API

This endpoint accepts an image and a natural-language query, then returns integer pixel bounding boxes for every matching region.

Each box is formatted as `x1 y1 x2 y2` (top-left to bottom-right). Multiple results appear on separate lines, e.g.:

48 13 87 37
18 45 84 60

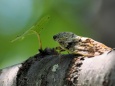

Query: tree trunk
0 48 115 86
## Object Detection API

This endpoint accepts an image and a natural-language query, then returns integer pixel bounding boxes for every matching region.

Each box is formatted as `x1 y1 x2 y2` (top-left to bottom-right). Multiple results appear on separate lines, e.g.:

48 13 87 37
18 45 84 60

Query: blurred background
0 0 115 69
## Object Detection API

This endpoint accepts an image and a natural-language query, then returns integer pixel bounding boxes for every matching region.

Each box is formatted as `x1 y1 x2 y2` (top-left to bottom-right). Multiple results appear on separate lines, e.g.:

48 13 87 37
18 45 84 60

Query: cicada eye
53 35 58 40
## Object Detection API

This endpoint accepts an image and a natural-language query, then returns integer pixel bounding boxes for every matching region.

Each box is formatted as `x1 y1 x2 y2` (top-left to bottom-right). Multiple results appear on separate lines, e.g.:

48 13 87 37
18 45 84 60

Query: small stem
30 30 42 50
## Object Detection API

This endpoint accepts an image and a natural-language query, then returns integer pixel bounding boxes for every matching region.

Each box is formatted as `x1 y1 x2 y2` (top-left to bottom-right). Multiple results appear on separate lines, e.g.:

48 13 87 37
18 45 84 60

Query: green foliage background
0 0 95 69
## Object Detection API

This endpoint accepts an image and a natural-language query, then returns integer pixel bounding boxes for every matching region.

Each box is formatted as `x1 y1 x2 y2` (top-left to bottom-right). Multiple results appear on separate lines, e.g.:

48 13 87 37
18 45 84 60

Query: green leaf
34 15 50 33
11 15 50 43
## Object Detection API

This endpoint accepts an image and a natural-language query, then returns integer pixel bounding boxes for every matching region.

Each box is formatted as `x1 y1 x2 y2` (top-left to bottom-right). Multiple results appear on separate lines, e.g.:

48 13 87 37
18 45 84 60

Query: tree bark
0 48 115 86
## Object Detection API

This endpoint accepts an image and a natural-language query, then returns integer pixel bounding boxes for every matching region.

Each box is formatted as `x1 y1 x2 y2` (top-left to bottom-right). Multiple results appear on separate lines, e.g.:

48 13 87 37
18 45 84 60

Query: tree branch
0 48 115 86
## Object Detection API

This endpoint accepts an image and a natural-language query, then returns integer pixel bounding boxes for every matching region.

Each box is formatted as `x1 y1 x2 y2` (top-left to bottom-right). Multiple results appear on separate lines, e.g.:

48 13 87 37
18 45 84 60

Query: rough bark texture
0 48 115 86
